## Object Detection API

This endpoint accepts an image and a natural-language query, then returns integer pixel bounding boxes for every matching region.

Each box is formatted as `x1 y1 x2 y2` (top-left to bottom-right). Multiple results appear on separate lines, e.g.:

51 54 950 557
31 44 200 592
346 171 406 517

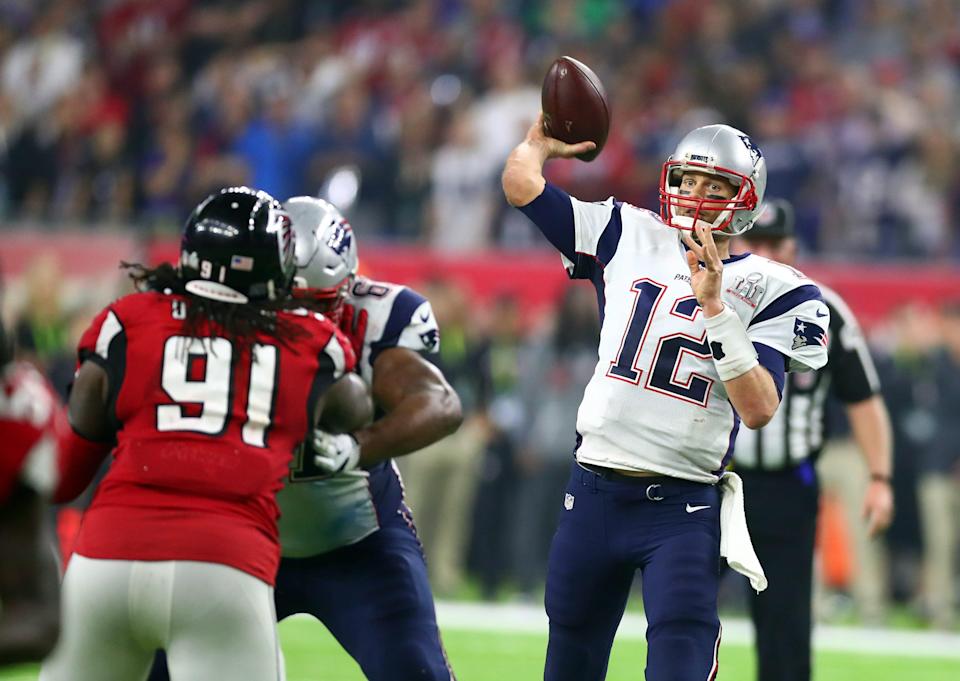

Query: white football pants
40 555 285 681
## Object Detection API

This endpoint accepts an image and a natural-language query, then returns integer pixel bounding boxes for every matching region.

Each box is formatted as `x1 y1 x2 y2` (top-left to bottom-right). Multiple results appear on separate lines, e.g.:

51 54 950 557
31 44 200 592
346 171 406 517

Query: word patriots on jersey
792 318 827 350
312 430 361 475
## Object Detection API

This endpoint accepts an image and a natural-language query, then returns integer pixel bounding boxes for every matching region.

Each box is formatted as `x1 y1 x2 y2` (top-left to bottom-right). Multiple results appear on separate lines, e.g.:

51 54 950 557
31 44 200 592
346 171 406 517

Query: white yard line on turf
432 601 960 660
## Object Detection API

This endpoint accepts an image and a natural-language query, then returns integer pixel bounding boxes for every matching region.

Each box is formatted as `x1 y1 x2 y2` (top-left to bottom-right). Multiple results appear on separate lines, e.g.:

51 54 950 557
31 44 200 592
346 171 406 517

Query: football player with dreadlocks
502 118 829 680
147 196 463 681
41 187 371 681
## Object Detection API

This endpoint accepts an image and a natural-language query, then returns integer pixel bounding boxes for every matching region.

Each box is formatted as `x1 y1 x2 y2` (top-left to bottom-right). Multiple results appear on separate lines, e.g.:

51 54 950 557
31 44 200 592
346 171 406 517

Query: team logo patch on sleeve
792 318 827 350
419 328 439 350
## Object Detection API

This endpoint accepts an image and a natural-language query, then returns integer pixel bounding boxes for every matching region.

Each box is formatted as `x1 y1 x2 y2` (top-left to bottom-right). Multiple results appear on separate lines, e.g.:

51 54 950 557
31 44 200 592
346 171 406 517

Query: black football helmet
179 187 296 304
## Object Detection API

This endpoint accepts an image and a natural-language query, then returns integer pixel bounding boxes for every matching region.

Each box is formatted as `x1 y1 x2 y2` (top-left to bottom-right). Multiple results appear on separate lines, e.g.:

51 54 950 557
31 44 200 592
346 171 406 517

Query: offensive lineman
502 117 829 680
276 196 461 680
41 187 371 681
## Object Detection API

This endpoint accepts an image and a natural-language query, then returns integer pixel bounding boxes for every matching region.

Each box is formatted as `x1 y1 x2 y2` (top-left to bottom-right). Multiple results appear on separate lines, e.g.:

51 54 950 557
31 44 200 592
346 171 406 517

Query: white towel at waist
719 471 767 593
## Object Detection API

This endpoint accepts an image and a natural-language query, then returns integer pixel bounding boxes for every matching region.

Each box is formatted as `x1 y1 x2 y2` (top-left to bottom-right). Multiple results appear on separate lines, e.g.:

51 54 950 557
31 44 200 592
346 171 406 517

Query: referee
733 199 895 681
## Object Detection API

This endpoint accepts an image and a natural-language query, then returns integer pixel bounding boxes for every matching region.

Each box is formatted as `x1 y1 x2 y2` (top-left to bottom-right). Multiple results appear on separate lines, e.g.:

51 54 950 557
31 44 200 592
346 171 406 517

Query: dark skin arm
354 347 463 468
54 361 114 504
69 361 113 441
0 484 60 665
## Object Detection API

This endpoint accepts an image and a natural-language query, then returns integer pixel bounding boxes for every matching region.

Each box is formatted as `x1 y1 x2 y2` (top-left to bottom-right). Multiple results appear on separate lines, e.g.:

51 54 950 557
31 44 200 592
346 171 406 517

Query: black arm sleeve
826 298 880 404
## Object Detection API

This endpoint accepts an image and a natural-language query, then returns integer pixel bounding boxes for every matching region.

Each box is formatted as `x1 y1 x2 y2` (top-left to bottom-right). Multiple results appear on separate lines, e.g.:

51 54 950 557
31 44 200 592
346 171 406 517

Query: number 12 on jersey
607 279 715 407
157 336 278 447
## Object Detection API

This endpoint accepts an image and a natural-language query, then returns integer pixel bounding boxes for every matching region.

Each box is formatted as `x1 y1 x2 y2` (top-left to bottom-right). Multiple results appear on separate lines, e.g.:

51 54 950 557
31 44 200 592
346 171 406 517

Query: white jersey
523 187 829 484
277 277 439 557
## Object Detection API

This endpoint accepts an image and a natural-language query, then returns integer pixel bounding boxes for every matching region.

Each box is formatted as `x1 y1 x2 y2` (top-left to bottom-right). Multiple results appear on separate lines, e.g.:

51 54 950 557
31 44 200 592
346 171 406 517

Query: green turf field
2 616 958 680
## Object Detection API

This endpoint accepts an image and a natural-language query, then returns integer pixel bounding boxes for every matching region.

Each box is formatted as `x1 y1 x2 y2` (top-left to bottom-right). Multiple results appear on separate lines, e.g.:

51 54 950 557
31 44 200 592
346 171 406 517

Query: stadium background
1 0 959 678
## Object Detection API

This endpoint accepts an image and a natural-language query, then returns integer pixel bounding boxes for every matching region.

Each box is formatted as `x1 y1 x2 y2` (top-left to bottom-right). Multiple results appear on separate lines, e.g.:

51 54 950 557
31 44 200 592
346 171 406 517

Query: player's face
676 172 737 224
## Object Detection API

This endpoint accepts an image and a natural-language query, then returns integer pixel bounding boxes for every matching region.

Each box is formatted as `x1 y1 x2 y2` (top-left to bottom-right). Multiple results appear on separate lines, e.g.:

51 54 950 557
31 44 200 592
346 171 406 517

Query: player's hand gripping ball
541 56 610 162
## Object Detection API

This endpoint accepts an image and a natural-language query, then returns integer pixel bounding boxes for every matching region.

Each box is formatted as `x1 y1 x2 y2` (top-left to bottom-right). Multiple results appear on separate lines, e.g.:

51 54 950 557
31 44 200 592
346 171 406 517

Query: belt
577 463 710 501
577 462 703 486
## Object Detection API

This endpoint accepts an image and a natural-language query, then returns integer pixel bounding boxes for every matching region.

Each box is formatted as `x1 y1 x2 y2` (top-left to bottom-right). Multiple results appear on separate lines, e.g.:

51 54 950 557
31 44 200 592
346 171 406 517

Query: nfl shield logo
564 493 575 510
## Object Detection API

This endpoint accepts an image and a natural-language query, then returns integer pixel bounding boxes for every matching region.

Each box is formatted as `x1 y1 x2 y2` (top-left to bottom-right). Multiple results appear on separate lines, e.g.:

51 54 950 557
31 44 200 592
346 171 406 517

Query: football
541 56 610 162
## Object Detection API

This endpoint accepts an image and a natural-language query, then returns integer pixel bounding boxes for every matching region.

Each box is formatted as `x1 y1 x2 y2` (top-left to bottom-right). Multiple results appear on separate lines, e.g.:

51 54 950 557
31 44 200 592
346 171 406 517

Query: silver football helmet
659 124 767 236
284 196 358 321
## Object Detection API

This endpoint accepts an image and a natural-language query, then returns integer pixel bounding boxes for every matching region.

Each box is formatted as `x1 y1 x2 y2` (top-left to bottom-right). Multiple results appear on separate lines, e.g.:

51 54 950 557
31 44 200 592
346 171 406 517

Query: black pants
740 466 819 681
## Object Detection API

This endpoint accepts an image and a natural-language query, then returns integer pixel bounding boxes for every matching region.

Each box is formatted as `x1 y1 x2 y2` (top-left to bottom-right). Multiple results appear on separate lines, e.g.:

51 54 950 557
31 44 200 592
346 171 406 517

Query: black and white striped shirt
734 283 881 470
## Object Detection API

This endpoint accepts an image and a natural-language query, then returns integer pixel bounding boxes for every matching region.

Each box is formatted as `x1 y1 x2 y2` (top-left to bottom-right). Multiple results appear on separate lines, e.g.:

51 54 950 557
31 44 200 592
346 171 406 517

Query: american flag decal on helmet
231 255 254 271
792 318 828 350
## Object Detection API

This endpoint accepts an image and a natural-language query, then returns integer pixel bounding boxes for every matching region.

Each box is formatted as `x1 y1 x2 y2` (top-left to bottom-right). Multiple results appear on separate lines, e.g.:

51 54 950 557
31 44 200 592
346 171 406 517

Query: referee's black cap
745 199 795 240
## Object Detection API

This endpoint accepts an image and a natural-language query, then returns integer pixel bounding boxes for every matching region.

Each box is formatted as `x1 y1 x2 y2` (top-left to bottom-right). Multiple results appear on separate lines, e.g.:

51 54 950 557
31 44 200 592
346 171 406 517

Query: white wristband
704 304 758 382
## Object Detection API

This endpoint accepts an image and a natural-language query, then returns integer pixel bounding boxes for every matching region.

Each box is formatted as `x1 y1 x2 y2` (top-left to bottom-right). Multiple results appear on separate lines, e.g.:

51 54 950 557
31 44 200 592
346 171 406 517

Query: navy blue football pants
544 462 722 681
274 509 453 681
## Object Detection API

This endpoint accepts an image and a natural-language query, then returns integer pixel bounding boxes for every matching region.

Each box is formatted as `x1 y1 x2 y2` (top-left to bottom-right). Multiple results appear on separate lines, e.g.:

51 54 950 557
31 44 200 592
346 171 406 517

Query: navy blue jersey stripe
748 284 822 327
754 342 786 398
517 182 576 261
369 287 427 366
594 200 623 266
589 266 606 327
714 411 741 477
722 252 751 265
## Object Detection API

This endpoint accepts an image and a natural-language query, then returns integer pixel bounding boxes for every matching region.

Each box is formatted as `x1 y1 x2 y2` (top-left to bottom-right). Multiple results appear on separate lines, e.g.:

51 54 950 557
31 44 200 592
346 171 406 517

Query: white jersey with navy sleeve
519 183 829 484
277 278 439 557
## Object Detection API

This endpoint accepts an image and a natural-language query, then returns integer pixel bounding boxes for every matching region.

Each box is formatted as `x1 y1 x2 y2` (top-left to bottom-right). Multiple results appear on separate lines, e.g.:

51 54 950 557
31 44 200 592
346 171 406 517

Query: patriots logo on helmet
738 134 762 163
326 221 353 257
792 318 828 350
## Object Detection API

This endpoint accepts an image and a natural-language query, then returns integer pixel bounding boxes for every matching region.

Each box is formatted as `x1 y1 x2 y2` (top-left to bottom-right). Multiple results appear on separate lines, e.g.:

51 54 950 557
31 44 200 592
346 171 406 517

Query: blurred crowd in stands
2 0 960 258
3 0 960 629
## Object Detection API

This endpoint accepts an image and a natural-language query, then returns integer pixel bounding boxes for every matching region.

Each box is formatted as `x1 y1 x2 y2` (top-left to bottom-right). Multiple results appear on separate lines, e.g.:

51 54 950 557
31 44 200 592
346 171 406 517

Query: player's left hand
682 221 724 316
312 430 361 475
863 479 894 537
339 304 368 365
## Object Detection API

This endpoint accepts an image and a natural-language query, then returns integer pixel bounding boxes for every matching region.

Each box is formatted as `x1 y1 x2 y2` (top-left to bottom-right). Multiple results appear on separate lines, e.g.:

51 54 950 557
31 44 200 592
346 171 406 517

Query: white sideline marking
431 601 960 660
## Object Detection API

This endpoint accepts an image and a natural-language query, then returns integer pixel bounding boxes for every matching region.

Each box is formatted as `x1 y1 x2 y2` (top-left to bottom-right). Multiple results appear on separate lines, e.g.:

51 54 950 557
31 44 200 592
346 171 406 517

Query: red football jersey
0 362 65 504
70 291 354 584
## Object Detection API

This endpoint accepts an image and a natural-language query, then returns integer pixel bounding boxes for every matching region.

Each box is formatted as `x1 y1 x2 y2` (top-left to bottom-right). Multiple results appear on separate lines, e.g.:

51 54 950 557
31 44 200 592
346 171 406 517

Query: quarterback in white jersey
561 196 828 484
502 117 828 681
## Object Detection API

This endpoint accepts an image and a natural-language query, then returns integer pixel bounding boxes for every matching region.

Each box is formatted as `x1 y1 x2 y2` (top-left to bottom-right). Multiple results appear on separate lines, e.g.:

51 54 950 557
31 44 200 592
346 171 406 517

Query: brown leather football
541 56 610 162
